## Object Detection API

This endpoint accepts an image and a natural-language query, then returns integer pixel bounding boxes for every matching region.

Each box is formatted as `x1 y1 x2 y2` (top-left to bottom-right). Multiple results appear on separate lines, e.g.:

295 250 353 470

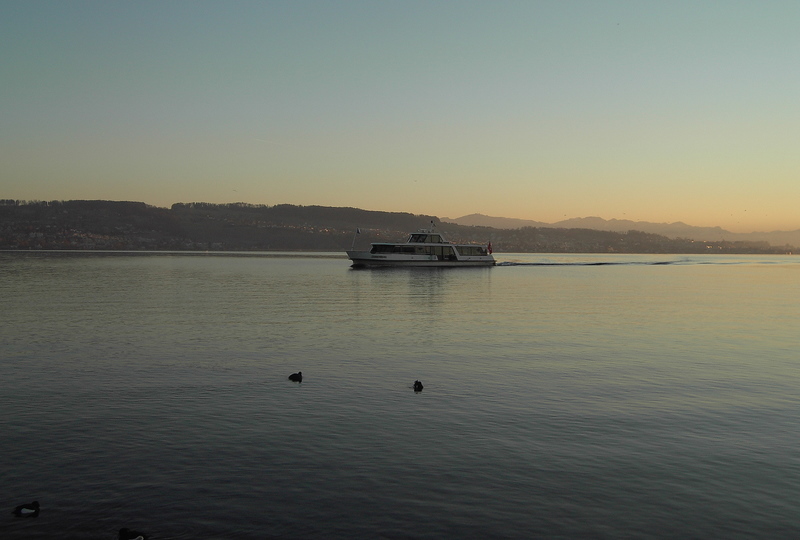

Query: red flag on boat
487 242 493 254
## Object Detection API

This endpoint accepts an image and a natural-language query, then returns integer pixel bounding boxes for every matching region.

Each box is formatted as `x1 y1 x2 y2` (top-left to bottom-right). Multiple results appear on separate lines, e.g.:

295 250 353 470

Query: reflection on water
1 252 799 539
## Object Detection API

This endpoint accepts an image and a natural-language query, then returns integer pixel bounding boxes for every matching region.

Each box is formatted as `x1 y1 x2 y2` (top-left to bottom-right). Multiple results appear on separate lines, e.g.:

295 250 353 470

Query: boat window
456 246 488 256
432 246 457 260
370 244 419 254
409 233 444 243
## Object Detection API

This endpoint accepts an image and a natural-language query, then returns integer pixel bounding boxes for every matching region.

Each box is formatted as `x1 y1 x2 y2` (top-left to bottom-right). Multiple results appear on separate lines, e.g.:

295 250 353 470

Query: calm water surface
2 252 799 539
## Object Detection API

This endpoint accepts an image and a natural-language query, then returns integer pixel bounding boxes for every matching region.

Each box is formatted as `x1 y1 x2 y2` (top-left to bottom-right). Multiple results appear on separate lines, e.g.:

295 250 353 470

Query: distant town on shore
0 199 795 254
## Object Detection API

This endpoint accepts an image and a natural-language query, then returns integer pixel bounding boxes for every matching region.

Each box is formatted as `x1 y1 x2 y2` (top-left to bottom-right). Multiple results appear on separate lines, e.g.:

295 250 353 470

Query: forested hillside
0 200 792 253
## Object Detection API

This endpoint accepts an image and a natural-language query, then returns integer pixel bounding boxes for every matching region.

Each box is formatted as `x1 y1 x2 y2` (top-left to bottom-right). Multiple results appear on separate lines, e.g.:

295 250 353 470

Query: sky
2 1 799 233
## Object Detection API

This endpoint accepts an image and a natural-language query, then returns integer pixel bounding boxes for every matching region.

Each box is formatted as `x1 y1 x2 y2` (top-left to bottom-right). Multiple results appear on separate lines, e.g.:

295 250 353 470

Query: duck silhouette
119 527 148 540
413 380 424 392
288 371 302 383
12 501 39 517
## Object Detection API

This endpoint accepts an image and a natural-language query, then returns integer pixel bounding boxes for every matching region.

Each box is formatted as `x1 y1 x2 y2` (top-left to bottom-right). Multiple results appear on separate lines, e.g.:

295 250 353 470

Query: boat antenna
351 227 361 250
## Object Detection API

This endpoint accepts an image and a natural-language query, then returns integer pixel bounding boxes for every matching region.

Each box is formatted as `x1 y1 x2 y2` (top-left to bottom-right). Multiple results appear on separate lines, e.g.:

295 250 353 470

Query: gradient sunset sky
3 1 799 233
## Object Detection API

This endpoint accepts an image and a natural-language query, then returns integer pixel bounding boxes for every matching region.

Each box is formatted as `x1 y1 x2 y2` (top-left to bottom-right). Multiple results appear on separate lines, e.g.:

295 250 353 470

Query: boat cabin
370 243 457 259
369 242 488 260
408 233 444 243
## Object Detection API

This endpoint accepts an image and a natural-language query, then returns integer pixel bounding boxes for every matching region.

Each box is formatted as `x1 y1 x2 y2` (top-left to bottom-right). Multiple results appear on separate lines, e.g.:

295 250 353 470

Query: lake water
2 252 799 539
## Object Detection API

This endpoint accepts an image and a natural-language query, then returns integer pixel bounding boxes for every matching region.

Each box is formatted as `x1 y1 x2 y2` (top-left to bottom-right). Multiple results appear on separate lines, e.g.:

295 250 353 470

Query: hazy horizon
3 1 799 234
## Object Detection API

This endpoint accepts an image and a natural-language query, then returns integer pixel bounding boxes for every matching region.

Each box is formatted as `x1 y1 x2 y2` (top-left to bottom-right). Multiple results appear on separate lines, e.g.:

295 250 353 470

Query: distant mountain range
442 214 800 248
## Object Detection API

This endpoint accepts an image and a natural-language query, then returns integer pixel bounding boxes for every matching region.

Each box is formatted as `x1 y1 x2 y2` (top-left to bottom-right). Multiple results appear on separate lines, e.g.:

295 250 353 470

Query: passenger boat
347 226 495 267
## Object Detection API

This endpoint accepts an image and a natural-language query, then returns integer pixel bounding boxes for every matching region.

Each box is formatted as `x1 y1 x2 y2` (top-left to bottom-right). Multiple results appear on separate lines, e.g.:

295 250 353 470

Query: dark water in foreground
2 252 799 539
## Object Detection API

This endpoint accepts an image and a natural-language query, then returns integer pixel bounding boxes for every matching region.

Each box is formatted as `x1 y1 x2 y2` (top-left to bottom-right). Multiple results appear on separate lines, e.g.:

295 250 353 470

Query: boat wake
496 260 683 267
495 257 795 267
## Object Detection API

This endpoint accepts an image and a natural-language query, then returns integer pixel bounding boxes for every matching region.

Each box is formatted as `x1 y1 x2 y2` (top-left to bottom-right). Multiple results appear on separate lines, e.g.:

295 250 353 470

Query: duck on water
12 501 39 517
119 528 148 540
